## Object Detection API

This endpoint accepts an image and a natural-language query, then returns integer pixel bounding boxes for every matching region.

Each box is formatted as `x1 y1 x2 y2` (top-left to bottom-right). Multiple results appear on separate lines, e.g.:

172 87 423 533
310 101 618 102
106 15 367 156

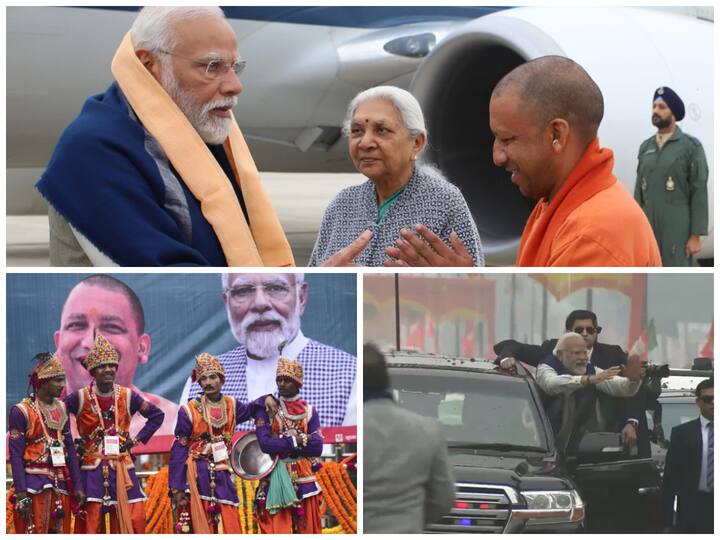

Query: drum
230 432 278 480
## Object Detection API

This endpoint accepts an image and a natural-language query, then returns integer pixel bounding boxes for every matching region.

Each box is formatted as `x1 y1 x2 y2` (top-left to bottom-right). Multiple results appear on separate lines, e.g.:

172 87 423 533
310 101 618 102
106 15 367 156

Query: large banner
6 273 357 450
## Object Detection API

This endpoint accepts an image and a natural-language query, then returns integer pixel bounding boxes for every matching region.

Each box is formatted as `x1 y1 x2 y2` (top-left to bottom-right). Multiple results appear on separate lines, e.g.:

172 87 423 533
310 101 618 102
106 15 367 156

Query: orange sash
114 460 135 534
516 139 616 266
186 457 211 534
110 32 294 267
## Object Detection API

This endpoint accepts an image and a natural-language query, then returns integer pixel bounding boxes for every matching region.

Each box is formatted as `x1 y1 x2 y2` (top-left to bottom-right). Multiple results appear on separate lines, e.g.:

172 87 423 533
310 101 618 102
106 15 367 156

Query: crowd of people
35 6 708 267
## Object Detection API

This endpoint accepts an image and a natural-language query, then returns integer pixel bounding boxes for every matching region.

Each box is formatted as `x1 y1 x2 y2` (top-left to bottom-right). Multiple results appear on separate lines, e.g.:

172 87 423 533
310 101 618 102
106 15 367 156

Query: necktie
708 422 714 492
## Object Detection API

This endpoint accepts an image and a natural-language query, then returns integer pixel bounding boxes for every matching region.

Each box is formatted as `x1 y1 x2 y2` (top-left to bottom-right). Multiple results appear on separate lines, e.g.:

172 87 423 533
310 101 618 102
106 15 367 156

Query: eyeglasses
573 326 602 335
699 395 714 404
225 284 293 304
155 49 247 80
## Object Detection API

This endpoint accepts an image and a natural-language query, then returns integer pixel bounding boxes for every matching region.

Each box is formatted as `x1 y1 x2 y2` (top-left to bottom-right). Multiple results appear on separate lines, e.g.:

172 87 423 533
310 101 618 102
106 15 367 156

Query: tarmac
5 172 364 267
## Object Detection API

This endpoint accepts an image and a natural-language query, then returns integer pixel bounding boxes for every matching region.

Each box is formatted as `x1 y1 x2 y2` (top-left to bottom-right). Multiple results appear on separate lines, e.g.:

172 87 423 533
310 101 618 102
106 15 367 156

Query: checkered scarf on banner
187 340 355 429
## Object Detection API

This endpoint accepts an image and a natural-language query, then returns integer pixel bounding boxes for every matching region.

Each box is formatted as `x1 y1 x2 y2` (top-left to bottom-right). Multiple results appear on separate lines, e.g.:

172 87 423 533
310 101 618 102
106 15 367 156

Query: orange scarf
516 139 616 266
186 457 211 534
110 33 294 267
114 461 135 534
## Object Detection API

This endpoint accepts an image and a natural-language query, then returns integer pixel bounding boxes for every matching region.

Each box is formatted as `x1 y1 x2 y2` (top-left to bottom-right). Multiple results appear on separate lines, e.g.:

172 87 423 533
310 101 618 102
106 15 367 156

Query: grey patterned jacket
308 167 485 266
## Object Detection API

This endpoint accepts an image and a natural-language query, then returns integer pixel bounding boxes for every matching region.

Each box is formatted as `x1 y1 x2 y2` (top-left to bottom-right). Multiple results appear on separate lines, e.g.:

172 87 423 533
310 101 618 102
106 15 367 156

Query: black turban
654 86 685 121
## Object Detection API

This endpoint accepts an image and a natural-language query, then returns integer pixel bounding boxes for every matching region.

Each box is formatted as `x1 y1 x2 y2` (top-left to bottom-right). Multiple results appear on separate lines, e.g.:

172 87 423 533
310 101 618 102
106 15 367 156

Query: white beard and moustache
563 359 588 376
161 61 237 145
227 298 302 360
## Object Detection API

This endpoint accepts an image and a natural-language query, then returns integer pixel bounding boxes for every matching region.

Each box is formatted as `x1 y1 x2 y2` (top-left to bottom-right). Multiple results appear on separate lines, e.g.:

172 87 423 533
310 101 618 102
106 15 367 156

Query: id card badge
104 435 120 456
211 441 228 463
50 445 66 467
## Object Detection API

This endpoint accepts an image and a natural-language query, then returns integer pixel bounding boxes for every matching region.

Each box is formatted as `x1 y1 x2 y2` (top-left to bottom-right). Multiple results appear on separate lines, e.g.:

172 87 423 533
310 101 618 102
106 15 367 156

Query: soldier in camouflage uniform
635 86 709 266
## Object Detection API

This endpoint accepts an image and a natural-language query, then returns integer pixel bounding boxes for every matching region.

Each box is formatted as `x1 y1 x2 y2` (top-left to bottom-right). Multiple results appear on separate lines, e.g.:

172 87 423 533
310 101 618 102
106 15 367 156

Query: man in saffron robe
491 56 661 267
387 55 661 267
254 357 324 534
169 353 273 533
65 333 164 533
36 6 292 267
9 353 85 533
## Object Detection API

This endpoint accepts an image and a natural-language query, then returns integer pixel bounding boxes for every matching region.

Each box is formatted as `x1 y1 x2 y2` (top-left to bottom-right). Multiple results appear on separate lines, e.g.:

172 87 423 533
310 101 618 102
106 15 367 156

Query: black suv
385 350 662 533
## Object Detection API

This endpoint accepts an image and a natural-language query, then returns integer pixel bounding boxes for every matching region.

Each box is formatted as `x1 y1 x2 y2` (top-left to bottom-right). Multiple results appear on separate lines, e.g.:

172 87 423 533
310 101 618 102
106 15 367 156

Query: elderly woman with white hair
309 86 484 267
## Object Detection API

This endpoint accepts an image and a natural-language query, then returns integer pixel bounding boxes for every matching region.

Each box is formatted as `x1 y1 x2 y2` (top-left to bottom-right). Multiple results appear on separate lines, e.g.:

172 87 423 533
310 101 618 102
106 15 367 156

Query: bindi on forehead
353 117 391 128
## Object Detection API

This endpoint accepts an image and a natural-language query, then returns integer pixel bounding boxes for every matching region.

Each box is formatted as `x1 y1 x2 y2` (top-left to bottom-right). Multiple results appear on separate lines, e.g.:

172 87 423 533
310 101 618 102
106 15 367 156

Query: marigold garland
322 524 346 534
6 487 15 533
234 475 259 533
6 460 360 534
317 461 357 534
144 465 173 533
327 461 356 510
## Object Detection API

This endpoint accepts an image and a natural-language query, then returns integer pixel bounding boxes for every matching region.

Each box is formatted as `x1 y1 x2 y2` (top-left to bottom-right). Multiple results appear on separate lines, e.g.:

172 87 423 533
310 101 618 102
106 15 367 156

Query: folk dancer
65 333 164 533
254 357 324 533
169 353 275 533
9 353 85 533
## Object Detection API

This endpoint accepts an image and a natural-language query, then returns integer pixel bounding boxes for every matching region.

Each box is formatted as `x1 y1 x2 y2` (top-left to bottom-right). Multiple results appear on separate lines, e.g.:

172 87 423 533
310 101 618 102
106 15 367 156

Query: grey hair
342 86 427 140
130 6 226 53
220 273 305 290
553 332 585 357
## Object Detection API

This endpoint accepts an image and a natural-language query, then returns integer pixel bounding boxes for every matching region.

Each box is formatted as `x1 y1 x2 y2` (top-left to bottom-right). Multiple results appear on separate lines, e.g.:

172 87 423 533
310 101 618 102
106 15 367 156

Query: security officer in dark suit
662 378 713 533
495 309 652 456
634 86 709 266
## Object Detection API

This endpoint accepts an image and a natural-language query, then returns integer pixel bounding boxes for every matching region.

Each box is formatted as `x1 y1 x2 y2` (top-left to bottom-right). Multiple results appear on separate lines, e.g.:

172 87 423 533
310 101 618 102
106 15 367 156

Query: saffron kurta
516 139 661 267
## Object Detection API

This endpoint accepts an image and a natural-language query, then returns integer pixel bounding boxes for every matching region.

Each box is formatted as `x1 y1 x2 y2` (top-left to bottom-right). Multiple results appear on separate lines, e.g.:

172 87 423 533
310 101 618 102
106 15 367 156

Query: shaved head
493 56 604 145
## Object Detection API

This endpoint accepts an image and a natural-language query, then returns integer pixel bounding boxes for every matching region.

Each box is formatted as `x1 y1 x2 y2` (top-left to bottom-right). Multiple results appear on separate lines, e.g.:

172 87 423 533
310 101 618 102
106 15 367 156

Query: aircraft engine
410 7 713 265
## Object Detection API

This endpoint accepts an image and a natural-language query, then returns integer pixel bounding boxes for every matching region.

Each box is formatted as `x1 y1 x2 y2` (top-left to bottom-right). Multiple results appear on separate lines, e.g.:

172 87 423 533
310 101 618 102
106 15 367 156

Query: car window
390 371 548 451
646 401 698 440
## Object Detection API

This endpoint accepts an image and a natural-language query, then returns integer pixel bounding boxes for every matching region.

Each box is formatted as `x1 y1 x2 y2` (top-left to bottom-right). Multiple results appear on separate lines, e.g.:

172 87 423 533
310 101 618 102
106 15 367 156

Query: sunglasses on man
699 395 714 404
573 326 602 335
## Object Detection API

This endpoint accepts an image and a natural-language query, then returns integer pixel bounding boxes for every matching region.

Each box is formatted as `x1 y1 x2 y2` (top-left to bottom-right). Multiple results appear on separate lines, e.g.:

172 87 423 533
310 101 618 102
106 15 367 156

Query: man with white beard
537 332 642 397
179 273 357 429
37 6 293 266
536 332 643 455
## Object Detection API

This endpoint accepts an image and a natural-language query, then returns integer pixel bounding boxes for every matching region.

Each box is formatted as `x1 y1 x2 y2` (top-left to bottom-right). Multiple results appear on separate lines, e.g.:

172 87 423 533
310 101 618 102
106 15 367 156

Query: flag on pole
461 321 476 357
700 321 714 359
630 318 658 360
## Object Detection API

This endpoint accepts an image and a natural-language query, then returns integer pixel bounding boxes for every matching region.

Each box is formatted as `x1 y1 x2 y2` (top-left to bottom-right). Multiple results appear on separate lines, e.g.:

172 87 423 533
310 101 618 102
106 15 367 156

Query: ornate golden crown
276 357 303 387
193 352 225 381
82 333 120 372
35 354 65 381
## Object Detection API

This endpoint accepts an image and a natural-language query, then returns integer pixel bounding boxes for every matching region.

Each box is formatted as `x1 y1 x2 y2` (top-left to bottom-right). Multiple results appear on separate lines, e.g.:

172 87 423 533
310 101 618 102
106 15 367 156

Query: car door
571 457 662 533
